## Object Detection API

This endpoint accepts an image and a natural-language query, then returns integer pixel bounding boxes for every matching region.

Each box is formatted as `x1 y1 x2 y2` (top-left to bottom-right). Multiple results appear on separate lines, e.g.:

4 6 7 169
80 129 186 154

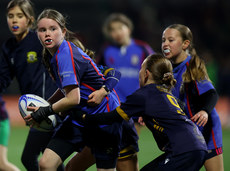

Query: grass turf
8 126 230 170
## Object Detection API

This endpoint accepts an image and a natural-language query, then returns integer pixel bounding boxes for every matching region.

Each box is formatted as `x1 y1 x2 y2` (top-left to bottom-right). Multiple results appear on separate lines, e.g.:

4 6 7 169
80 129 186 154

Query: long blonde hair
167 24 210 83
7 0 35 29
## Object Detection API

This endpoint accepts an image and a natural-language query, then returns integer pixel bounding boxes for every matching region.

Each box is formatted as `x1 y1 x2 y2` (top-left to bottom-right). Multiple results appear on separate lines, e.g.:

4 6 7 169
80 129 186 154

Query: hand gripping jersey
50 40 120 127
172 55 222 151
116 84 207 156
98 39 154 102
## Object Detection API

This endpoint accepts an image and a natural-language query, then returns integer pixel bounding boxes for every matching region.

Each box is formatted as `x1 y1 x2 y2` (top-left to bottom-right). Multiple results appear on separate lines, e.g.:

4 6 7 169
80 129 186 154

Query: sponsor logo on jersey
118 67 139 78
131 54 139 66
27 51 38 63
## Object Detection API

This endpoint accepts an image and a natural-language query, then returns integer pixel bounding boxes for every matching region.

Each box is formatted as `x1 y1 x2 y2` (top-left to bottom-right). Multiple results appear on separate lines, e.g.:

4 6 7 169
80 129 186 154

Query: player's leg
39 148 62 171
117 119 139 171
65 146 96 171
97 169 115 171
21 128 53 170
0 145 20 171
40 116 85 170
92 123 122 171
116 154 138 171
65 146 139 171
0 119 20 171
204 150 224 171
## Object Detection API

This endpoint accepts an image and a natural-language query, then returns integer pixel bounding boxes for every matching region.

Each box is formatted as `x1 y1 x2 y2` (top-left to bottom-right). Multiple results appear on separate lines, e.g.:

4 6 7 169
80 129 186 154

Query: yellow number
166 94 185 115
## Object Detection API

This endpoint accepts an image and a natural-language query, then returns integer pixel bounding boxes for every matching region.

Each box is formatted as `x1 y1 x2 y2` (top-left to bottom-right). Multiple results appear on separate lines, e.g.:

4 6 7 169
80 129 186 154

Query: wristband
102 85 110 94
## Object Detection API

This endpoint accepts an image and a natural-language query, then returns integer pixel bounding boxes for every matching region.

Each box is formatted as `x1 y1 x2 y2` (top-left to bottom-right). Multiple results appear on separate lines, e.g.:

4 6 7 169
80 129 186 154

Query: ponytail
182 48 210 83
146 54 176 91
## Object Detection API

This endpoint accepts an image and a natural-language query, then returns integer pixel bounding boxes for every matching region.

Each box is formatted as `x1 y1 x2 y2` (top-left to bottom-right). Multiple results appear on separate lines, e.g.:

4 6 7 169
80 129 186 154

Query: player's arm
87 67 121 106
83 91 145 125
191 89 218 126
52 85 80 112
47 88 65 104
25 85 80 123
74 108 124 125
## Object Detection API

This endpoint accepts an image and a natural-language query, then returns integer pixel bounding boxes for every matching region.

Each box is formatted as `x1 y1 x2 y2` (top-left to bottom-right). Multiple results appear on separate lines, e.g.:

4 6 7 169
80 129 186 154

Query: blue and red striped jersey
50 40 120 126
172 55 222 150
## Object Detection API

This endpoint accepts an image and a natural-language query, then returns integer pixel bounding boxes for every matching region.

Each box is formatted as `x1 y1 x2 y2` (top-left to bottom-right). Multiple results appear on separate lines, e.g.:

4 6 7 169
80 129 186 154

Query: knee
39 157 60 171
39 158 53 170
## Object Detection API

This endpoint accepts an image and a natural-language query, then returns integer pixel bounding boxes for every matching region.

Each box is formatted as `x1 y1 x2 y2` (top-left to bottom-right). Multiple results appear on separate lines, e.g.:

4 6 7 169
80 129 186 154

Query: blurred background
1 0 230 170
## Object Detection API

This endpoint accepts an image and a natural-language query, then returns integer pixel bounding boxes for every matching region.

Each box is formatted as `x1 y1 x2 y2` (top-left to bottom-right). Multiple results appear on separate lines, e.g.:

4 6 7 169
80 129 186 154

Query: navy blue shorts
119 119 139 159
47 116 122 169
206 147 223 160
140 150 207 171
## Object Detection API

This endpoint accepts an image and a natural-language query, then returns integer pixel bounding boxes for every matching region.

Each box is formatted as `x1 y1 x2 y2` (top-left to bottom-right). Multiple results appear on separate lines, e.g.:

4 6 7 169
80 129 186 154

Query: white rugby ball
18 94 57 132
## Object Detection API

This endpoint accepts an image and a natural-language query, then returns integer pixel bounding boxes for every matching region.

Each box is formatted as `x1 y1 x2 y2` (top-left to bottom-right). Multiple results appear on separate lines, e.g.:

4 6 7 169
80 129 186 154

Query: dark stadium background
1 0 230 97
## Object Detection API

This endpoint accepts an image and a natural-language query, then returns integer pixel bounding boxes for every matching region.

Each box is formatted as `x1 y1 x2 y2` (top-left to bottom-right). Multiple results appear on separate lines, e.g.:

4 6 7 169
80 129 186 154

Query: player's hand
87 88 108 107
138 117 145 126
24 106 53 124
24 106 39 126
191 110 208 127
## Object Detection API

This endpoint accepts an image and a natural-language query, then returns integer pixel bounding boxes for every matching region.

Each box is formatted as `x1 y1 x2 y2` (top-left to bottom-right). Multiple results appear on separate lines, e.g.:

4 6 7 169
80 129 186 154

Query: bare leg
204 154 224 171
97 169 115 171
39 148 63 171
0 145 20 171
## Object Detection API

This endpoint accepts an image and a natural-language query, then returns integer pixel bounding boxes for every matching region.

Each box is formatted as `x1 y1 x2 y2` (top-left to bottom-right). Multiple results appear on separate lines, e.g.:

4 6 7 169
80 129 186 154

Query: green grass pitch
8 126 230 170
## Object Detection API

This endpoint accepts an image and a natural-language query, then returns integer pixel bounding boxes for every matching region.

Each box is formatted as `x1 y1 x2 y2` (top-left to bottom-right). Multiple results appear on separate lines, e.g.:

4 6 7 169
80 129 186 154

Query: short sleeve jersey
116 84 207 156
98 39 154 102
172 55 222 150
50 40 120 126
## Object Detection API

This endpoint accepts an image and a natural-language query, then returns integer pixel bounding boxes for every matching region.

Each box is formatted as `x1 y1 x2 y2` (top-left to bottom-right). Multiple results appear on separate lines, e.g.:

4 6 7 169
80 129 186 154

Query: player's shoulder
132 39 154 53
133 39 151 48
2 36 16 49
132 86 151 99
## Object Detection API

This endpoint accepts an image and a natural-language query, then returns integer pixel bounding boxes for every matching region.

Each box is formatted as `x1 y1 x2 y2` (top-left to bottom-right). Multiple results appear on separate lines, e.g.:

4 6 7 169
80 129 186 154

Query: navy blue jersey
97 39 154 102
0 31 57 99
0 97 8 120
116 84 207 156
50 40 120 127
172 55 222 150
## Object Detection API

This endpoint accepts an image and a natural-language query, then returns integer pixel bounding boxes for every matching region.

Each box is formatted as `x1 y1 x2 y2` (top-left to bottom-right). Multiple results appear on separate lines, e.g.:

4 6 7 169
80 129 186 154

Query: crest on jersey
27 51 38 63
131 55 139 66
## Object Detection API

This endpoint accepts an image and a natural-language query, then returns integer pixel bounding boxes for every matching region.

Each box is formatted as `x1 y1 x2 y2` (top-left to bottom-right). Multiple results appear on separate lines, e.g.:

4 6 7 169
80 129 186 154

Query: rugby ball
18 94 57 132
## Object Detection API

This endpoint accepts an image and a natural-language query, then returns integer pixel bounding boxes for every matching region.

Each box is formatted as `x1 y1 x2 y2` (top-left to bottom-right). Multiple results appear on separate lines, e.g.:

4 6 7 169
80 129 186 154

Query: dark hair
7 0 35 29
102 13 133 38
37 9 95 79
146 54 176 91
166 24 210 83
